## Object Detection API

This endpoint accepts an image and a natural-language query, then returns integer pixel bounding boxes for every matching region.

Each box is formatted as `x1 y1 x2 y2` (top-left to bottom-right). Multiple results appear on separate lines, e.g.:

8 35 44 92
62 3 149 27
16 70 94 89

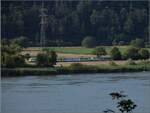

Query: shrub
3 54 16 68
123 47 140 60
69 63 87 73
36 51 57 67
125 59 136 65
138 60 150 65
13 55 25 67
130 38 145 48
92 47 107 57
11 36 28 48
3 54 25 68
110 47 122 60
81 36 96 48
48 51 57 66
109 61 118 66
69 63 84 68
138 48 149 59
36 53 49 66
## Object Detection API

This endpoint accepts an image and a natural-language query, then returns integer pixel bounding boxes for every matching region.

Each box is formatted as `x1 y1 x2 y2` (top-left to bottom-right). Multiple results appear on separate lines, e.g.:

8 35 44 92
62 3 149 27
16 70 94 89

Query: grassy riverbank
2 61 150 76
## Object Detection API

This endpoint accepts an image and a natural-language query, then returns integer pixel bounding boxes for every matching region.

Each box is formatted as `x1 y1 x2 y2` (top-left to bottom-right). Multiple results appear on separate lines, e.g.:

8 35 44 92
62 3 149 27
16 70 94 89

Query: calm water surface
1 72 150 113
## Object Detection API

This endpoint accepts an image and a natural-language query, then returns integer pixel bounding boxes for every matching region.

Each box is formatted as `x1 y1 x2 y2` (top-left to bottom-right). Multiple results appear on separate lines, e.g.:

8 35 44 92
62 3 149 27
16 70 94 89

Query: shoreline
2 63 150 77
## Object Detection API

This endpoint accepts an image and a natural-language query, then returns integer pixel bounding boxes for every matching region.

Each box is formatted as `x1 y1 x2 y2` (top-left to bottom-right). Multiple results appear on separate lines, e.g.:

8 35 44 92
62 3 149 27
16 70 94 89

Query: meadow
41 46 132 54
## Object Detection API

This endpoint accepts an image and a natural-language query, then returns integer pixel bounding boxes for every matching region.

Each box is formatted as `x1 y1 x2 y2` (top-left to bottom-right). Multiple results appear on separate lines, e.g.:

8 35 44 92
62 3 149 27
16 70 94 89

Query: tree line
1 1 149 46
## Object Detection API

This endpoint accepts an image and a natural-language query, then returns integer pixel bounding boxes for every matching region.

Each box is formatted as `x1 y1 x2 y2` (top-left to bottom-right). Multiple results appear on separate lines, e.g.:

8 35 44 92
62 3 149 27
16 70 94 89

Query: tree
82 36 96 48
93 47 107 57
124 11 134 42
138 48 149 59
103 91 137 113
110 47 122 60
49 51 57 66
90 10 100 25
12 55 25 67
9 43 22 54
125 59 136 65
2 53 15 68
36 53 49 66
36 51 57 67
1 1 149 46
1 38 25 68
130 38 145 48
13 36 28 48
2 53 25 68
123 47 140 60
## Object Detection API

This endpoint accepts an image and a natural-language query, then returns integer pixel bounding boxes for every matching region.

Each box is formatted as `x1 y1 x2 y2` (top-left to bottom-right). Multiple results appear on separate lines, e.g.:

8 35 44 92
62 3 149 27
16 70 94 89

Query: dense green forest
1 1 149 46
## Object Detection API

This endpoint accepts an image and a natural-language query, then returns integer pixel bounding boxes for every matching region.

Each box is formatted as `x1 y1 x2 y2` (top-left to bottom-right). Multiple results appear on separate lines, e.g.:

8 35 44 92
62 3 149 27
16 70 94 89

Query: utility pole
40 1 48 49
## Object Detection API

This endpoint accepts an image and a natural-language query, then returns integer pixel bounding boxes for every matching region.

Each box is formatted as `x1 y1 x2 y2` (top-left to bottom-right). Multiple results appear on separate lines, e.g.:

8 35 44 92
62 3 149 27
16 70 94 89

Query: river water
1 72 150 113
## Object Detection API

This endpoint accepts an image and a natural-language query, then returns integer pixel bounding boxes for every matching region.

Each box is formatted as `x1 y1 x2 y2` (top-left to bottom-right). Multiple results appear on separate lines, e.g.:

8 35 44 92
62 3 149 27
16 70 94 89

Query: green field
25 46 150 55
43 46 146 54
44 47 93 54
43 46 134 54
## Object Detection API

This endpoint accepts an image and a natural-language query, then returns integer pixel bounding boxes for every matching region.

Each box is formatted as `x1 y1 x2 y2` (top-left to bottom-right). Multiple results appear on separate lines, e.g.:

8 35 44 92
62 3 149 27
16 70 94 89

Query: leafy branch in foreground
103 91 137 113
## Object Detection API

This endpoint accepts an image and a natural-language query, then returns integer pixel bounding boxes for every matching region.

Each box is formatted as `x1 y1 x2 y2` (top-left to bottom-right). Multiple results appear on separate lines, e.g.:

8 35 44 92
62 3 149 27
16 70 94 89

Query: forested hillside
1 1 149 46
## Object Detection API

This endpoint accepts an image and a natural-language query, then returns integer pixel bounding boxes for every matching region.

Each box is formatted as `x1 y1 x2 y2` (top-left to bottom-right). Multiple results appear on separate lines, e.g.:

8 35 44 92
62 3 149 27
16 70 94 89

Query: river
1 72 150 113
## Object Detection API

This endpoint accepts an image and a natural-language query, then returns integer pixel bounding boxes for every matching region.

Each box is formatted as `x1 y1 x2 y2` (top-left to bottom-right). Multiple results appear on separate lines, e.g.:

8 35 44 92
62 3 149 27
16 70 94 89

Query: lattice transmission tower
40 1 48 48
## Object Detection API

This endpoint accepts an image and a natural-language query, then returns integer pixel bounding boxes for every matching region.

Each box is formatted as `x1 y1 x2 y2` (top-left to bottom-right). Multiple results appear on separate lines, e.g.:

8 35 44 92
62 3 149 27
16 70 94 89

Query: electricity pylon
40 1 48 49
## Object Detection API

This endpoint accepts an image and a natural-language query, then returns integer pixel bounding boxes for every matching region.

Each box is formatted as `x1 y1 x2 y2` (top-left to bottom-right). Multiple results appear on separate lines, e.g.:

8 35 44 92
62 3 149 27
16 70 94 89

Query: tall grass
2 61 150 76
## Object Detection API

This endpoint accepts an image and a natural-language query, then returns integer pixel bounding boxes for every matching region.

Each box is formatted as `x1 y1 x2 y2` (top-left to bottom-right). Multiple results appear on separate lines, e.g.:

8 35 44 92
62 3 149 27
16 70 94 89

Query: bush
81 36 96 48
130 38 145 48
69 63 84 68
11 36 28 48
138 60 150 65
92 47 107 57
36 53 49 66
36 51 57 67
48 51 57 66
13 55 25 67
3 54 25 68
138 48 149 59
109 61 118 66
3 54 16 68
123 47 140 60
125 59 136 65
69 63 87 73
110 47 122 60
